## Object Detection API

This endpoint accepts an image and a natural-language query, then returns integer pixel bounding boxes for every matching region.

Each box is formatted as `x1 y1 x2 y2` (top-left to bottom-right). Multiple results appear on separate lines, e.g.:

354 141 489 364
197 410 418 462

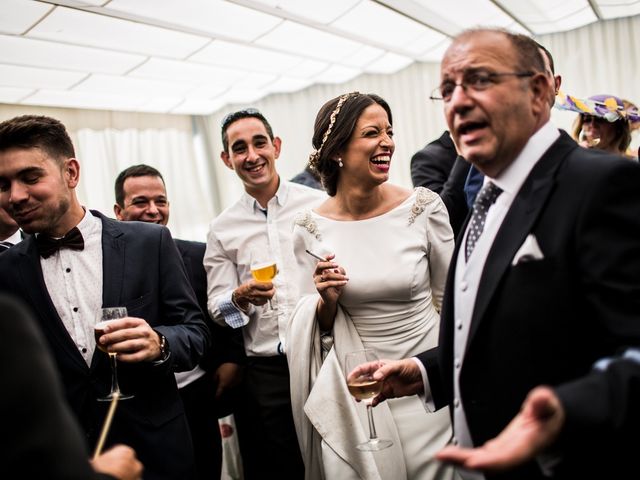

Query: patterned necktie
36 227 85 259
465 182 503 261
0 241 12 252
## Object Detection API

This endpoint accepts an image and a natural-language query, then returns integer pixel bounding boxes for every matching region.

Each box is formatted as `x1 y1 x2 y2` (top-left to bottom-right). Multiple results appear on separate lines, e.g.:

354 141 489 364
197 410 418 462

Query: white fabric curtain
1 15 638 236
0 104 216 241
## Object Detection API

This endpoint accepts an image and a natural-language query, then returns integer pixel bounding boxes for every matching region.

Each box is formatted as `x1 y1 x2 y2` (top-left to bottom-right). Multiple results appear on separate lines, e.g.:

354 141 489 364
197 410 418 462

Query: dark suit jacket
290 165 323 191
1 294 114 479
0 211 211 480
411 131 470 236
419 132 640 479
174 238 245 371
411 131 458 193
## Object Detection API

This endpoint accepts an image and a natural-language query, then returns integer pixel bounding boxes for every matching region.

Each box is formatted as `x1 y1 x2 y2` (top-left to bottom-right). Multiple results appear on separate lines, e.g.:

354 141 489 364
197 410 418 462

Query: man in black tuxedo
1 293 143 480
0 115 210 480
114 163 246 480
363 29 640 479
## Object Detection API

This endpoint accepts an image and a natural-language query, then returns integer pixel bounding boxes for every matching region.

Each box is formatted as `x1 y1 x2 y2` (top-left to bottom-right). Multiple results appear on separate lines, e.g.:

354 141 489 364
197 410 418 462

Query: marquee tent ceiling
1 0 638 115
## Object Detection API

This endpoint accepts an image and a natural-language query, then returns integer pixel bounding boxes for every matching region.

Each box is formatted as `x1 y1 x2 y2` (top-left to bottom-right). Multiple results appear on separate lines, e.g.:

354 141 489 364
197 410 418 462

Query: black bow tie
36 227 85 258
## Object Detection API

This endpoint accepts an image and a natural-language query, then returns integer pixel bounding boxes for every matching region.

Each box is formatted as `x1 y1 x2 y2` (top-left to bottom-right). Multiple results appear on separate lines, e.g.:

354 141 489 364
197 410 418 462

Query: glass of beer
250 248 278 311
344 349 393 451
95 307 133 401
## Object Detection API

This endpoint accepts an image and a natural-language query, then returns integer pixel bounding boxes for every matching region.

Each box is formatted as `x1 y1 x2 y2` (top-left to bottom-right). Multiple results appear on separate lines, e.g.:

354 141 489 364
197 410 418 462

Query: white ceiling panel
414 0 523 33
0 0 632 114
0 0 52 35
596 0 640 19
190 40 303 74
265 76 313 94
340 45 386 68
256 21 364 62
497 0 597 34
0 34 145 75
28 6 210 58
22 89 148 111
171 98 228 115
364 52 414 74
0 86 35 104
0 63 86 89
107 0 282 42
234 72 280 89
249 0 360 25
186 84 230 99
129 58 245 85
284 59 330 79
73 74 196 96
313 64 362 84
137 96 184 113
332 1 442 51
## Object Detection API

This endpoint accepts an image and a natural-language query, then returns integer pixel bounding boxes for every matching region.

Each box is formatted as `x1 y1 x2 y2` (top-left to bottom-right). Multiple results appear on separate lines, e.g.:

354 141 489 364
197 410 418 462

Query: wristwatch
157 332 170 361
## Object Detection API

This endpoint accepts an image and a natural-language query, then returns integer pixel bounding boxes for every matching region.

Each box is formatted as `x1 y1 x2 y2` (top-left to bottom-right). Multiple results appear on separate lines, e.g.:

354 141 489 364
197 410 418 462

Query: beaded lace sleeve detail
408 187 439 226
294 211 322 241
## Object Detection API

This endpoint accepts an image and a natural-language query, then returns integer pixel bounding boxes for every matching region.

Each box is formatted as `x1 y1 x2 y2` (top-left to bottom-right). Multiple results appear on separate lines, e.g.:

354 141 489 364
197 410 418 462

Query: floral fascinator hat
555 91 640 124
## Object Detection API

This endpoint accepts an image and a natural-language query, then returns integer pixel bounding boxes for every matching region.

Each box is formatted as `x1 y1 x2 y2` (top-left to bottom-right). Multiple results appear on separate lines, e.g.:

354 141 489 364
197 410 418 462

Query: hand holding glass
344 349 393 451
250 248 278 311
95 307 133 401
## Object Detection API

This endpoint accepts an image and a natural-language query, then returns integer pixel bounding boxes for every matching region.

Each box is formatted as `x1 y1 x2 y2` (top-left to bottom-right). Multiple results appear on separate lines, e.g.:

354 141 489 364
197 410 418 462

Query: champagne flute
344 349 393 451
250 248 278 311
579 128 601 148
95 307 133 401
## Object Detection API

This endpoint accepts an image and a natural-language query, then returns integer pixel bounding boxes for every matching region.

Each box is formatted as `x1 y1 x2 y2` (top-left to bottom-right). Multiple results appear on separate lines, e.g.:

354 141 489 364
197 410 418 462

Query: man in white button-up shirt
354 29 640 480
204 109 324 479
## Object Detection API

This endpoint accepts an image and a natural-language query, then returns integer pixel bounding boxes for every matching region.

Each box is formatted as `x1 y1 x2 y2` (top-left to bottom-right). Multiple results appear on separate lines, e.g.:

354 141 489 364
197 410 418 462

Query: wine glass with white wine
344 349 393 451
95 307 134 401
249 247 278 312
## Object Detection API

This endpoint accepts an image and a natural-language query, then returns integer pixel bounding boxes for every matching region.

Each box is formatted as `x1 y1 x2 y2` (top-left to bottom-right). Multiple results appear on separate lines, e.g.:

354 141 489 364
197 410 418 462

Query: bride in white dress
286 92 457 480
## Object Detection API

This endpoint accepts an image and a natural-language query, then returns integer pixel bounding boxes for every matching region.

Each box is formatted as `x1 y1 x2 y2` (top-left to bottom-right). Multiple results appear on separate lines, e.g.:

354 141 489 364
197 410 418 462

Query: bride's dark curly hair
309 92 392 196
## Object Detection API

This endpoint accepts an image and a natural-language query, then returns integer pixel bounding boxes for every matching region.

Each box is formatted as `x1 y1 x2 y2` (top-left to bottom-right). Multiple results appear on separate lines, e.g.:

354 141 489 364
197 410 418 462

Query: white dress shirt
449 122 559 479
204 179 325 357
41 209 103 365
3 229 22 245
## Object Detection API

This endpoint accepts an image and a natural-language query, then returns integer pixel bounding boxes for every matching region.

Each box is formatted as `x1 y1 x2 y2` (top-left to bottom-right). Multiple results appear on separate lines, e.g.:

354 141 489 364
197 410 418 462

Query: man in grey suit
0 115 210 480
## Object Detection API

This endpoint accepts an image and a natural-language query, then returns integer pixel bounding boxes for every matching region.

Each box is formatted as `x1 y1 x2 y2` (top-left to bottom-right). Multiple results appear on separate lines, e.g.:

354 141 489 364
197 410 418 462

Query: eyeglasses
221 108 263 131
430 70 535 102
581 114 607 125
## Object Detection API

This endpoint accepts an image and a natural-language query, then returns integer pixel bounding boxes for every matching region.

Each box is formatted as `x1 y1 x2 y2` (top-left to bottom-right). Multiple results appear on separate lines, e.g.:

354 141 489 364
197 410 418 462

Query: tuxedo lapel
467 133 576 347
17 238 88 370
99 214 126 307
90 212 126 369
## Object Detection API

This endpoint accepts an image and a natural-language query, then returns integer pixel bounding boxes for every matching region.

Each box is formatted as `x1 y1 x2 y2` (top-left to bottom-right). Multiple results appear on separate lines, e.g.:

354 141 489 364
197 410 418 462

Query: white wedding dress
288 187 457 480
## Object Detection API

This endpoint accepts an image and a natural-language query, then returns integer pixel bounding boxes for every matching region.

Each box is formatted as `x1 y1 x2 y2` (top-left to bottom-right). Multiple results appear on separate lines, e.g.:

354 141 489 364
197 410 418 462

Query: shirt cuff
219 291 251 329
412 357 435 413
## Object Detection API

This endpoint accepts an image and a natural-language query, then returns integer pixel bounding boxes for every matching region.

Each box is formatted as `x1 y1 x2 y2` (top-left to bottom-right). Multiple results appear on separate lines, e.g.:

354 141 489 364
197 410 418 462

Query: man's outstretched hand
437 386 565 472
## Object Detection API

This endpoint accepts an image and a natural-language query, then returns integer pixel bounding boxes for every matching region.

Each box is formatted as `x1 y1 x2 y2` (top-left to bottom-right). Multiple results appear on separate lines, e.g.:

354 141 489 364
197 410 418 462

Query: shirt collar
240 176 288 213
4 229 22 245
77 207 100 239
487 121 560 196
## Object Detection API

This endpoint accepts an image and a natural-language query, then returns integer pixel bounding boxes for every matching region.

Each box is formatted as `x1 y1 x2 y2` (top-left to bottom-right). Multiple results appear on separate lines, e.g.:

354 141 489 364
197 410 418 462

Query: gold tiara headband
309 92 359 169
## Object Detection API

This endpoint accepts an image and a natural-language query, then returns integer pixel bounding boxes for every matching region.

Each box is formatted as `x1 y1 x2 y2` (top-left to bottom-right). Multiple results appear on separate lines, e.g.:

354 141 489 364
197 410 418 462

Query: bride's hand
313 253 348 305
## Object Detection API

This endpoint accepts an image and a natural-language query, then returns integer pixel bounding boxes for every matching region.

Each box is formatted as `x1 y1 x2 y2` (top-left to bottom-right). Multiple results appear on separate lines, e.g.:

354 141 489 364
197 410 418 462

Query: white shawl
286 294 407 480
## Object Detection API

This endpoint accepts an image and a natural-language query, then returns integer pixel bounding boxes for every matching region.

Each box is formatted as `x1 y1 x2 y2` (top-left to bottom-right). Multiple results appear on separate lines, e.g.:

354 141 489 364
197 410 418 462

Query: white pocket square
511 234 544 266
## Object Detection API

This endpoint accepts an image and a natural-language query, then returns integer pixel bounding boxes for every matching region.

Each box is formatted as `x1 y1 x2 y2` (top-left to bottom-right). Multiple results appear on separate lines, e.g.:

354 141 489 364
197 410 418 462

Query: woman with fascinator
286 92 457 479
567 93 639 157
